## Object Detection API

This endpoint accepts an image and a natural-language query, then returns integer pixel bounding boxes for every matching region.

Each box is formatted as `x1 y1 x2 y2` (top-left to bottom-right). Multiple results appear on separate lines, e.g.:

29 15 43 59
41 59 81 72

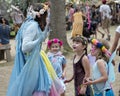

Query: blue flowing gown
7 16 52 96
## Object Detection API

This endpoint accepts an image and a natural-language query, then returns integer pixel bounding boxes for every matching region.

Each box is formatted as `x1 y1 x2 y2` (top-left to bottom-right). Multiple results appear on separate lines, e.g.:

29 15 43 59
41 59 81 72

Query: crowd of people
0 0 120 96
66 0 120 41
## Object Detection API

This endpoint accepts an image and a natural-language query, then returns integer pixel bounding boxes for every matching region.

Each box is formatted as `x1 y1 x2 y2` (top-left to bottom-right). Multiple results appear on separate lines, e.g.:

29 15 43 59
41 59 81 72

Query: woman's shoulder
29 20 38 26
24 16 38 27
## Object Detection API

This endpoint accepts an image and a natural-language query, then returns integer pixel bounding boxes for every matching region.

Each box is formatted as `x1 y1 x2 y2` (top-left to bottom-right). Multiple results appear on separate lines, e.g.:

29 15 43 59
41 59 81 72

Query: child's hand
61 72 65 79
79 85 87 95
83 78 93 85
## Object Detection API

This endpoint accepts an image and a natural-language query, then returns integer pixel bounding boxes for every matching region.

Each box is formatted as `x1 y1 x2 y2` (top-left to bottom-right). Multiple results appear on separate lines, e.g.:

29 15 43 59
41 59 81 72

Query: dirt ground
0 25 120 96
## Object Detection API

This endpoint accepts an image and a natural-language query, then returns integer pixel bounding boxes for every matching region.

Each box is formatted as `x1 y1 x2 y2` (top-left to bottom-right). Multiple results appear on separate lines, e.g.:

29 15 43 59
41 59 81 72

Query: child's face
50 43 60 53
72 41 85 52
91 44 101 56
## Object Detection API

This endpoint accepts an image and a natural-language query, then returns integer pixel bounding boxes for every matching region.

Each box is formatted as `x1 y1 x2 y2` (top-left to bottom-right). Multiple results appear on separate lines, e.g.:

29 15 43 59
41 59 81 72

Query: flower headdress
47 38 63 48
27 3 48 19
91 38 111 57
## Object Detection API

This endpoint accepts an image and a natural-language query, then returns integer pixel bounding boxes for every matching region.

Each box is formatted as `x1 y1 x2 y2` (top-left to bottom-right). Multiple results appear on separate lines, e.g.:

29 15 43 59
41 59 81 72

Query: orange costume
71 12 83 38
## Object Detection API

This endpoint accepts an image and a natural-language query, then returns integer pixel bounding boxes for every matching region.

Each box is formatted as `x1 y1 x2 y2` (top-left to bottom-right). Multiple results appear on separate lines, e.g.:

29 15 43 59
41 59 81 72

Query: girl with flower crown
84 39 115 96
47 38 67 96
7 3 64 96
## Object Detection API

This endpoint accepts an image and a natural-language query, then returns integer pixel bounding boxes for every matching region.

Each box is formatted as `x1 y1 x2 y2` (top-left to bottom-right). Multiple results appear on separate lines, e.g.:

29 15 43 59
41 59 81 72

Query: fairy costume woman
7 4 64 96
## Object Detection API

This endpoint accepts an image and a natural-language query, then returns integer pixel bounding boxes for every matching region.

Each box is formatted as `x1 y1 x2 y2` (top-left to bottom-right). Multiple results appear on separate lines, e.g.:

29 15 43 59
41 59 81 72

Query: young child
84 38 115 96
47 38 67 96
65 36 92 96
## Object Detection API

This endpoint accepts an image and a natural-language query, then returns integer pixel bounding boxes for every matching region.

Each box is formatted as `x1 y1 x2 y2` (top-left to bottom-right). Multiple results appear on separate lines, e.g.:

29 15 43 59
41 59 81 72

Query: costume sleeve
22 22 39 53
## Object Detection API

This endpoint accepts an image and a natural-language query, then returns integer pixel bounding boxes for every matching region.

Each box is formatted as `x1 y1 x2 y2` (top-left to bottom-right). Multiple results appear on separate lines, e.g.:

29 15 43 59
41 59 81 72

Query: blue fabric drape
7 17 52 96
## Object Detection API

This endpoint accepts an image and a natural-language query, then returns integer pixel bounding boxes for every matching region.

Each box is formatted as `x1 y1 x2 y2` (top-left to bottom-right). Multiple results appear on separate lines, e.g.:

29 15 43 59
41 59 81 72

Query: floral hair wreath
47 38 63 48
91 38 111 57
39 3 48 14
27 3 48 18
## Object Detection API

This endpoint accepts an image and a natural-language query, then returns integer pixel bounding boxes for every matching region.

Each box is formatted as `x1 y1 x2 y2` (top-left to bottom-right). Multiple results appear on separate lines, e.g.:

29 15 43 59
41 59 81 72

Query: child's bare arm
84 60 108 85
89 60 108 84
82 55 90 80
64 75 74 83
62 64 66 79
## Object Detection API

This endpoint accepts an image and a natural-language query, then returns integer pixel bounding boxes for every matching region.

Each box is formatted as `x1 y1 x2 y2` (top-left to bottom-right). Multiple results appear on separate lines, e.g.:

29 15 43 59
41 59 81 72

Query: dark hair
0 17 9 25
102 0 106 4
75 7 80 12
33 4 48 31
72 36 88 55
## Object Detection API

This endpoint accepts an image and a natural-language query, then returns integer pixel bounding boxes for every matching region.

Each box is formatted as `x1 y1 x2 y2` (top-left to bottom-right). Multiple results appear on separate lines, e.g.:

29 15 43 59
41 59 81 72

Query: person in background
0 17 11 45
91 5 104 39
111 25 120 55
71 6 85 38
67 3 74 30
99 0 112 41
0 17 11 60
111 26 120 72
111 25 120 95
10 5 24 33
47 38 67 96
